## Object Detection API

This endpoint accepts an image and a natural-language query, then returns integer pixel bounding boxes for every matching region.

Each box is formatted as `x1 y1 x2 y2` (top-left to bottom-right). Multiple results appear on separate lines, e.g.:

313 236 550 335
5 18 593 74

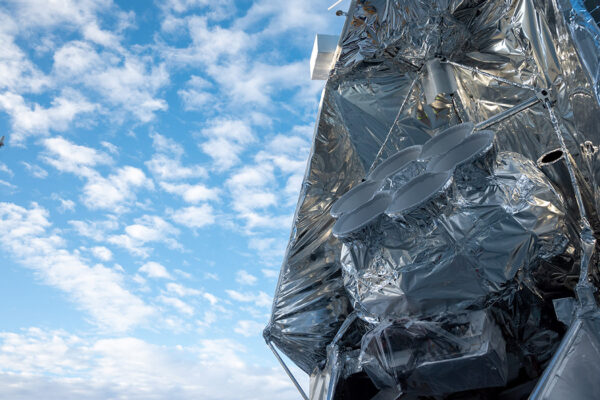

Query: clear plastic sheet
265 0 600 396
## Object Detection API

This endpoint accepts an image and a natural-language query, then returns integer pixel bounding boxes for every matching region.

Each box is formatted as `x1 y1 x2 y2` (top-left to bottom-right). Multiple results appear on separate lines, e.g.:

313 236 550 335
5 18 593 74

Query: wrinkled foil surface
266 0 600 397
340 151 570 323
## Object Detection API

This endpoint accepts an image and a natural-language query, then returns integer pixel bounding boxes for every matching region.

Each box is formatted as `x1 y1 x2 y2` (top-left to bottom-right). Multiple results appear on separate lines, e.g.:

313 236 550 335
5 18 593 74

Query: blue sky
0 0 346 398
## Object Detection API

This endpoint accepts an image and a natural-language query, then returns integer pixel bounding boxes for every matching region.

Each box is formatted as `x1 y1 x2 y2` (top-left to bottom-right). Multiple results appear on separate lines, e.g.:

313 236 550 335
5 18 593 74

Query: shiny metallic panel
341 151 569 322
359 310 508 395
267 0 600 395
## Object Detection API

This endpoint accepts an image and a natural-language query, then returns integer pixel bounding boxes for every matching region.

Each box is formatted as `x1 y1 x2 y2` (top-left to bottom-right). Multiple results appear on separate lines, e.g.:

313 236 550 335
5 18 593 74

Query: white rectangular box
310 34 339 80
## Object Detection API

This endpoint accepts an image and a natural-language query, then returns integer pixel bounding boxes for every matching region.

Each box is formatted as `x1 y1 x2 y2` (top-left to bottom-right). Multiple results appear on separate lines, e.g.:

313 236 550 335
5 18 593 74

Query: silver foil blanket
359 310 509 396
265 0 600 382
340 152 570 322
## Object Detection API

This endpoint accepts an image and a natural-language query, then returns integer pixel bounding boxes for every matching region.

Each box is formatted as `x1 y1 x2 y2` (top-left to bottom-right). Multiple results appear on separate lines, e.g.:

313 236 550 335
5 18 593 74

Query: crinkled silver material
530 312 600 399
266 0 600 389
341 151 570 322
359 310 508 395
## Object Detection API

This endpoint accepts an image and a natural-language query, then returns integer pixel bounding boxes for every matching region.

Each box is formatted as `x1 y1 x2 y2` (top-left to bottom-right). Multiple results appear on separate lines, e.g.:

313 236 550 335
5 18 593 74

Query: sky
0 0 347 398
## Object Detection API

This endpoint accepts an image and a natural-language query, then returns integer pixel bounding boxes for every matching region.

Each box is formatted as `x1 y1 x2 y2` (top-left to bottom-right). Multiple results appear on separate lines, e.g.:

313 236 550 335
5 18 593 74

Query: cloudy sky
0 0 346 398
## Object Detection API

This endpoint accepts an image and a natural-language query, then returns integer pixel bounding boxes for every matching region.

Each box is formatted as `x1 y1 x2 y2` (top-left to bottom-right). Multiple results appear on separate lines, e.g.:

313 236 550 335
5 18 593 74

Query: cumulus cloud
43 139 153 212
0 162 13 177
0 202 154 331
146 132 207 182
165 282 201 297
170 204 215 229
159 295 194 316
159 182 219 203
82 166 154 211
139 262 172 280
21 162 48 179
0 91 95 144
234 320 265 338
91 246 112 262
42 137 153 212
199 118 255 171
177 75 214 111
108 215 180 258
226 290 271 309
68 218 119 242
0 328 307 399
235 270 257 286
41 136 112 177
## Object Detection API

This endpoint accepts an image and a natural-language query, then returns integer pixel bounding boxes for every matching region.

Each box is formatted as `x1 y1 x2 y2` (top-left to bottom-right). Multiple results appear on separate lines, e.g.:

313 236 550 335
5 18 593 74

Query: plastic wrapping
265 0 600 396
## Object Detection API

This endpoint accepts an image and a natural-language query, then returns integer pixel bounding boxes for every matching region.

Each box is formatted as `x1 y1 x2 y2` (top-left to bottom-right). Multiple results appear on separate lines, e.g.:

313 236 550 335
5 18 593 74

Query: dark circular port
541 90 548 96
541 149 563 164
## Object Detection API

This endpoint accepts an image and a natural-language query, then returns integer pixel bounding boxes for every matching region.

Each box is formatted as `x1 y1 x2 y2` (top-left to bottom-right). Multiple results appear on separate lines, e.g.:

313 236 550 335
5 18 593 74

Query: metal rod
544 99 598 311
445 60 537 91
267 340 309 400
474 96 540 130
529 317 584 399
328 0 344 10
369 73 419 174
450 94 468 123
324 311 357 400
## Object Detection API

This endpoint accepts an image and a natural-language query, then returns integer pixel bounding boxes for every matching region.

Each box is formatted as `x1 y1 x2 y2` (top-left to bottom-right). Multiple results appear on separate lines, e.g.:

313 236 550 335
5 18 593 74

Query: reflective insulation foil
265 0 600 398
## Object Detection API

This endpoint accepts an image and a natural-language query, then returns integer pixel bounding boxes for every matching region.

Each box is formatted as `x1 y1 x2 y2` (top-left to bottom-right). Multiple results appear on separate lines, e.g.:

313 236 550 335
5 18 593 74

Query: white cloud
170 204 215 229
42 136 112 177
82 166 154 212
139 262 172 280
165 282 201 297
160 182 219 203
0 90 95 144
91 246 112 262
236 270 257 286
109 215 180 258
52 39 169 123
0 162 13 177
203 293 218 306
0 329 307 399
199 118 255 171
69 218 119 241
21 161 48 178
261 268 279 279
207 60 315 106
159 295 194 316
226 290 272 308
0 14 49 93
224 163 293 231
54 196 75 212
4 0 122 37
163 0 235 20
204 272 219 281
146 132 206 181
0 179 16 189
92 58 169 122
178 75 214 111
163 16 251 65
236 0 345 45
100 141 118 155
248 236 287 264
234 320 265 338
0 202 154 331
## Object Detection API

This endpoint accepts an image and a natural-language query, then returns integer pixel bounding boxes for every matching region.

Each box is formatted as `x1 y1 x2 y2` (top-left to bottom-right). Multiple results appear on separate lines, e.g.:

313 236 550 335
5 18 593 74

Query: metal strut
267 340 309 400
474 96 541 130
369 73 420 174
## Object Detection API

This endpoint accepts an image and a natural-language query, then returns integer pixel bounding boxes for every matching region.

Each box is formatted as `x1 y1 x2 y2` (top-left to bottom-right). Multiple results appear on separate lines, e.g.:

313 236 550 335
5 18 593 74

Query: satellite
265 0 600 399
